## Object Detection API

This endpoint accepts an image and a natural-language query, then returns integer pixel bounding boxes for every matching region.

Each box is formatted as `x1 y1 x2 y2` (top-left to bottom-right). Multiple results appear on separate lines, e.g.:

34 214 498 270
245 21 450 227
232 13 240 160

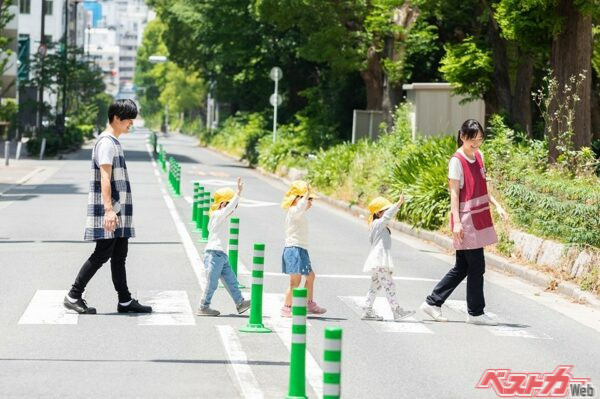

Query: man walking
63 99 152 314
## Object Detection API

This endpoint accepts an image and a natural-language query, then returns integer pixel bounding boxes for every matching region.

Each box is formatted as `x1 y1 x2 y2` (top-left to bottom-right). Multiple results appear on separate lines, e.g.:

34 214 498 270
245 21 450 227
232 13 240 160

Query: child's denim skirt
282 246 313 275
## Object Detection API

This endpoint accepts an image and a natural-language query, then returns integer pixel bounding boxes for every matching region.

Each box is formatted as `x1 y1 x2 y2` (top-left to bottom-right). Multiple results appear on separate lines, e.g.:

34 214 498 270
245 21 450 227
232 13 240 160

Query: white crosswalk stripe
19 290 78 325
443 300 552 339
340 296 433 334
137 290 196 326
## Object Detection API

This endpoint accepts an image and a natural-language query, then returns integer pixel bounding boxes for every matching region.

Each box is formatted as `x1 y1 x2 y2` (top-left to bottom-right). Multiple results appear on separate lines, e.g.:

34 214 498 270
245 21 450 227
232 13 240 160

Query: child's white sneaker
361 308 384 321
393 308 416 321
420 302 448 322
467 313 498 326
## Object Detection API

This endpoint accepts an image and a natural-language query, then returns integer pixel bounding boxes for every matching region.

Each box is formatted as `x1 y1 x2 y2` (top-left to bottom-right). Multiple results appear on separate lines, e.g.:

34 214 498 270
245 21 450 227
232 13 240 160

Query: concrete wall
403 83 485 140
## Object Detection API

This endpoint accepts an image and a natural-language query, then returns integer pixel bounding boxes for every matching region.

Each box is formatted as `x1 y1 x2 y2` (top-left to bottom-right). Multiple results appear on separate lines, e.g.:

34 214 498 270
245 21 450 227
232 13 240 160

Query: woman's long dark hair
457 119 485 147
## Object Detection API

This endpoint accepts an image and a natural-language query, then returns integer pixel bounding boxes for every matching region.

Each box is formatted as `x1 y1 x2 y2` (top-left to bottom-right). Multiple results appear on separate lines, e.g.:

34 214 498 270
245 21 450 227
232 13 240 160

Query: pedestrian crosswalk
340 296 434 334
18 290 552 340
18 290 78 325
137 291 196 326
443 300 552 339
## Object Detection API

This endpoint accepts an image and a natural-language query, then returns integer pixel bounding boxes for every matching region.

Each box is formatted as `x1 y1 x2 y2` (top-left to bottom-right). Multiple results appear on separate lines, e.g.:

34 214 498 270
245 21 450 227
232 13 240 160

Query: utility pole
36 1 47 138
60 0 69 146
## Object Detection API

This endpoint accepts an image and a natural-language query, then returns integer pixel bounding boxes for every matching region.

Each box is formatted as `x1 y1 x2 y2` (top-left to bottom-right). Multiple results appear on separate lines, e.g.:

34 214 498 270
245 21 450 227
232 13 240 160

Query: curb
203 145 600 309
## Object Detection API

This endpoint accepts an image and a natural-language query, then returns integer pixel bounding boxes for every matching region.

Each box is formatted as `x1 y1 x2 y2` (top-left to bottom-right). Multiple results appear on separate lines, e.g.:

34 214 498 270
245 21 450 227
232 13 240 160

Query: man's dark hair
108 99 138 123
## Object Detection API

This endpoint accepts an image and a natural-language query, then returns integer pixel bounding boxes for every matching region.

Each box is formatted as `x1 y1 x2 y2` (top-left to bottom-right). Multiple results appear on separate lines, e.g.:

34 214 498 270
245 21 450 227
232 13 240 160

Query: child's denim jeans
200 250 244 308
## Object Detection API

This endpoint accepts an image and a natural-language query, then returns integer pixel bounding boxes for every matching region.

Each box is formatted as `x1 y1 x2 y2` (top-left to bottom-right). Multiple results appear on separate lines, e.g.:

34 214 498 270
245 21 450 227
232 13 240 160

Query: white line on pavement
184 195 278 208
339 296 433 334
263 293 322 398
217 325 264 399
443 300 552 339
18 290 78 325
137 290 196 326
238 266 441 283
145 144 207 290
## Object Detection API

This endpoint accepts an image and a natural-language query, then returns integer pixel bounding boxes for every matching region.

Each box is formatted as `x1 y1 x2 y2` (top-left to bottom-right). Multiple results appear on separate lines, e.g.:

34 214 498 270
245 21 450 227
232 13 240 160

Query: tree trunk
486 6 512 118
511 52 534 137
591 70 600 142
360 46 383 110
549 0 592 161
381 3 419 129
381 36 402 129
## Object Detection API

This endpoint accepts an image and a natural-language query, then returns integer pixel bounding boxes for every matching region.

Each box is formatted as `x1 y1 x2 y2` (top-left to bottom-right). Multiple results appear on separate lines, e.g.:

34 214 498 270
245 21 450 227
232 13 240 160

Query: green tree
254 0 419 121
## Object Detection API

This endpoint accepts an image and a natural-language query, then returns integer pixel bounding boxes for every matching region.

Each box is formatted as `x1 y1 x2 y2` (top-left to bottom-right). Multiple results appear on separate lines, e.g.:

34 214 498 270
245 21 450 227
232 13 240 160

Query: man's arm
100 164 118 233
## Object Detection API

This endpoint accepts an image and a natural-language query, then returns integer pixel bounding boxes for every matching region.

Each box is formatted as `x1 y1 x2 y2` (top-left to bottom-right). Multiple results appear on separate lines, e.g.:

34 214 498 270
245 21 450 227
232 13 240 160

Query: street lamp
148 55 169 135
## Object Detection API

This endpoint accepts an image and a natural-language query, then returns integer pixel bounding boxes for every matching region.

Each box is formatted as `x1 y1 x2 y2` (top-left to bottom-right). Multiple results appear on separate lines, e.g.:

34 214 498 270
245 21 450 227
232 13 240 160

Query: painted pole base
239 324 272 333
286 395 308 399
198 238 209 243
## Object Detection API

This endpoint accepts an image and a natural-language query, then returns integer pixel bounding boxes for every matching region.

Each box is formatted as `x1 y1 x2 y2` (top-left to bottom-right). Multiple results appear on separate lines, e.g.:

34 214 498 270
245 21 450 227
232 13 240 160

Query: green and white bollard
287 287 308 398
194 185 205 231
199 192 210 243
323 327 342 399
239 243 271 333
228 218 245 288
160 148 167 172
174 163 181 197
191 182 200 223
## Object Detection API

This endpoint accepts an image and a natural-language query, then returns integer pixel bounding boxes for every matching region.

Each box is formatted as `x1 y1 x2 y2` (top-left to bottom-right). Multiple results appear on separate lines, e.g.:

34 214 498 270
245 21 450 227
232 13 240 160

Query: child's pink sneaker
307 300 327 315
280 305 291 318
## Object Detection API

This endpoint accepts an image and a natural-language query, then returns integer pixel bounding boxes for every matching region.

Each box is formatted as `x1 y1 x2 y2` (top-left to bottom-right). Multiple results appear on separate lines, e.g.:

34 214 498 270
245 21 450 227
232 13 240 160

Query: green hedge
25 124 95 157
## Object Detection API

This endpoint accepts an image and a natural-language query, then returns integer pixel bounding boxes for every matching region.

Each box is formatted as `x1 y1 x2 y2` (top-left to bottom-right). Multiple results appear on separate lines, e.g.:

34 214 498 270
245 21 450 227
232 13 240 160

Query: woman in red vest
420 119 507 325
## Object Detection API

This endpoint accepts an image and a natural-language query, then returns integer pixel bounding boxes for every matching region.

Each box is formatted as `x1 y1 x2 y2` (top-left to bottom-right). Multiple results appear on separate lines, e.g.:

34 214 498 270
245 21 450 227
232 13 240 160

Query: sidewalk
0 160 57 195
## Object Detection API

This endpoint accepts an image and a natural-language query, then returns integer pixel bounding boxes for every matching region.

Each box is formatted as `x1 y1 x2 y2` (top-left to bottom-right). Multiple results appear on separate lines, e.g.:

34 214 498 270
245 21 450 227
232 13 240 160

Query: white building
89 0 154 94
15 0 89 128
86 28 120 96
1 4 19 100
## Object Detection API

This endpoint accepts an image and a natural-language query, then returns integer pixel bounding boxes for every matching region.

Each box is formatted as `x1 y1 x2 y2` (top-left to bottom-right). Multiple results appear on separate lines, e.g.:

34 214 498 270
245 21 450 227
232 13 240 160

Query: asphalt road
0 128 598 398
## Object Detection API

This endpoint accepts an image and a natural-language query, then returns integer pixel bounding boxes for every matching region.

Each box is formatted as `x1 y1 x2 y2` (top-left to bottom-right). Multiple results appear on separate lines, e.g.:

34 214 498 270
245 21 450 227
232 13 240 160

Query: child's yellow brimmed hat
367 196 393 224
210 187 235 215
281 180 318 209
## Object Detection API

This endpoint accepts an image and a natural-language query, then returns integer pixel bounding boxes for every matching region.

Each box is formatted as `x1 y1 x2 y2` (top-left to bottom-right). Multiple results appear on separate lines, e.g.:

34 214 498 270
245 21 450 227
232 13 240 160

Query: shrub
388 135 456 229
257 122 312 172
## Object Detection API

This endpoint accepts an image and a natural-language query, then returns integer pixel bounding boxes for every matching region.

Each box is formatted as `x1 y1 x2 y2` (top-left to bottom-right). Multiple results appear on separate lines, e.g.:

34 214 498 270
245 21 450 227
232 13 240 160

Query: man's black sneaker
63 296 97 314
117 299 153 314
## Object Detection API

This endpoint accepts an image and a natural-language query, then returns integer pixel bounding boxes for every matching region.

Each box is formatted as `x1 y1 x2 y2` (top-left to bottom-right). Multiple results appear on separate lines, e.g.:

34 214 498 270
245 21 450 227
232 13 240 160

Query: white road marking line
146 144 207 290
340 296 433 334
19 290 78 325
137 291 195 326
195 179 236 187
237 261 251 275
263 293 322 397
444 300 552 339
217 325 264 399
183 196 277 209
238 199 279 208
256 271 439 282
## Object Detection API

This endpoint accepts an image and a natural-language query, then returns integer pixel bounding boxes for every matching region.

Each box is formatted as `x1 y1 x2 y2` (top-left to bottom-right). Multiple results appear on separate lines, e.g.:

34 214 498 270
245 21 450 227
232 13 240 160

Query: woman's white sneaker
420 302 448 322
467 313 498 326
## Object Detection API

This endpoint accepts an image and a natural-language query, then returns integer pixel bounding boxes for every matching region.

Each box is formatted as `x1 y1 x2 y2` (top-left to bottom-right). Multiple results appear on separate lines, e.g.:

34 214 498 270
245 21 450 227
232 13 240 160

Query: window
19 0 31 14
44 0 53 16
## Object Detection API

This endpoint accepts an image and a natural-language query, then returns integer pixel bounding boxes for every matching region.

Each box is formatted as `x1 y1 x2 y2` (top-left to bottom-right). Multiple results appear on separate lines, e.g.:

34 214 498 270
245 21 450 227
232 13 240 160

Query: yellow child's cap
367 196 393 224
209 187 235 215
280 180 318 209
